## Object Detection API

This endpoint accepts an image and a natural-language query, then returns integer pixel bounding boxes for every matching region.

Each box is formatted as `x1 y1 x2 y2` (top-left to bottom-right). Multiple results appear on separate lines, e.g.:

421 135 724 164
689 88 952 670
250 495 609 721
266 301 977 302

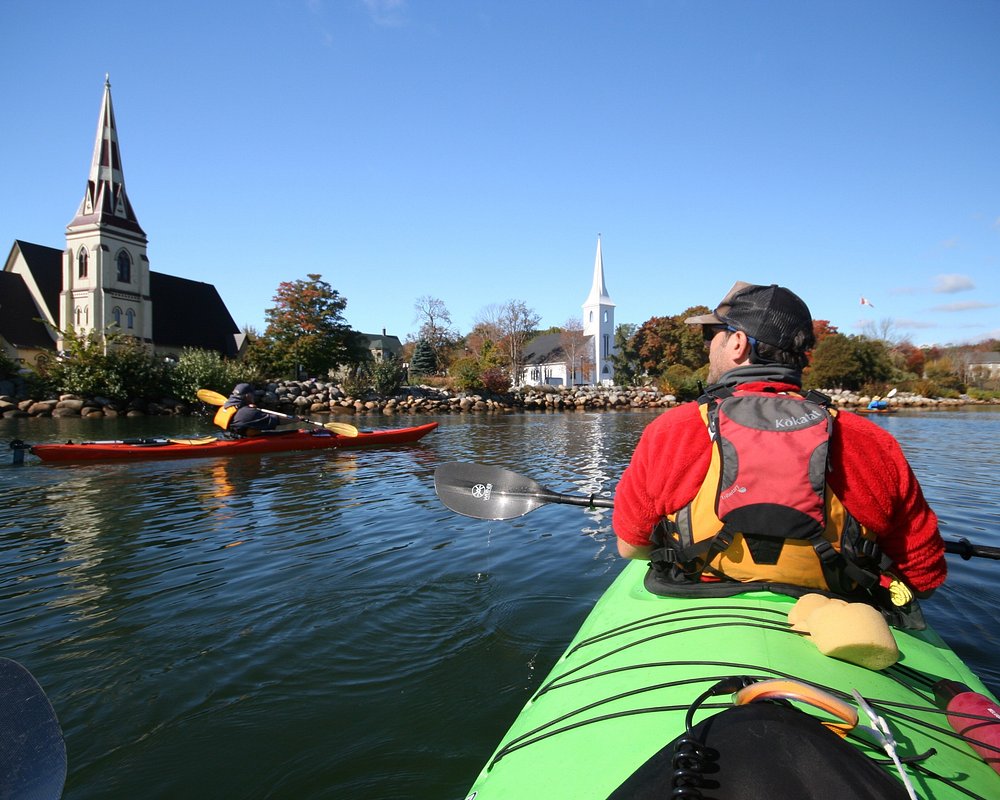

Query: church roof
8 240 62 319
0 271 55 349
149 273 240 357
522 331 594 366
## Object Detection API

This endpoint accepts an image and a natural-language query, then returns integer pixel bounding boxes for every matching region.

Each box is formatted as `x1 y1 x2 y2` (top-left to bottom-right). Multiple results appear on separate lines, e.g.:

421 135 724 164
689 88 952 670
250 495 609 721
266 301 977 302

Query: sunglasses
702 324 729 342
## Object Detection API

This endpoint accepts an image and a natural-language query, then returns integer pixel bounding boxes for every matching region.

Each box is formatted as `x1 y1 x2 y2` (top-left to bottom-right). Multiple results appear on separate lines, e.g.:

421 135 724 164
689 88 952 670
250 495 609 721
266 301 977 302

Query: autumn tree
475 300 540 382
261 274 365 378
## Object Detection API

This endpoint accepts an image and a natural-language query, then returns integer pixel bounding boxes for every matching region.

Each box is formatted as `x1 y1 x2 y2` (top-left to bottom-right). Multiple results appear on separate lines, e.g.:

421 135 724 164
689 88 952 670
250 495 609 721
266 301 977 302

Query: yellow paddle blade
167 436 219 446
324 422 359 437
197 389 227 406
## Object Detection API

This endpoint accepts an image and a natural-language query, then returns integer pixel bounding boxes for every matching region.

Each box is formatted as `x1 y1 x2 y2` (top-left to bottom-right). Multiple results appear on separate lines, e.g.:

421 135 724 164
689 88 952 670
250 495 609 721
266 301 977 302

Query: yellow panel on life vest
213 405 237 430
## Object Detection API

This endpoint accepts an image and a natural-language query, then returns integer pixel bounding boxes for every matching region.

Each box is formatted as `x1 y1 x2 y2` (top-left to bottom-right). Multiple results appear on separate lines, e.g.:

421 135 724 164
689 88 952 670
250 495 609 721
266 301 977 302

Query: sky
2 0 998 348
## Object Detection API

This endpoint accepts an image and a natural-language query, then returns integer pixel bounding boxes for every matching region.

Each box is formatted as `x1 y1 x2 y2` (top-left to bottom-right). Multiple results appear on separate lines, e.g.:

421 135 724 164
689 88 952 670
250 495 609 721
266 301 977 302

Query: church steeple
61 76 152 346
581 235 616 385
68 75 144 235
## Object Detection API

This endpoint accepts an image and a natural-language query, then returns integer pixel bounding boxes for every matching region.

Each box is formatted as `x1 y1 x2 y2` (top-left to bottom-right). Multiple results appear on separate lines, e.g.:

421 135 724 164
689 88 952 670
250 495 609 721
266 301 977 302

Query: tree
609 323 641 386
413 295 458 369
806 334 893 390
560 318 588 385
484 300 540 381
629 307 709 380
261 274 365 378
409 338 437 377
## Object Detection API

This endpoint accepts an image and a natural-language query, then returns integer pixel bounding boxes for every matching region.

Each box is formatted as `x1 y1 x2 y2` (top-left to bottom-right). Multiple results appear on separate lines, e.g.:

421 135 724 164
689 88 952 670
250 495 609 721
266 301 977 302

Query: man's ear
728 330 754 362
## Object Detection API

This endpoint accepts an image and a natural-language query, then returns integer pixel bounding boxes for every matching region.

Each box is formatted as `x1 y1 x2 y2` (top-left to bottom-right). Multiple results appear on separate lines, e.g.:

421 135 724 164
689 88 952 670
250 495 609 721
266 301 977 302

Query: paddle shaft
433 462 1000 561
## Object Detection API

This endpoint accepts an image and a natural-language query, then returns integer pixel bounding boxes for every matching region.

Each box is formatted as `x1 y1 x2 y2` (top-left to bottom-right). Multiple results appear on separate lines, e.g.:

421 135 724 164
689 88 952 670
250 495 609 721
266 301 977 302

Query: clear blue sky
3 0 998 348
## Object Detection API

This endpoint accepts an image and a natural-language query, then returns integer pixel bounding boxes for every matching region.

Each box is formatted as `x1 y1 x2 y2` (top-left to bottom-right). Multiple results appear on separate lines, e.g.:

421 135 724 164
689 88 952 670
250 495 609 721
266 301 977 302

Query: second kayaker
612 281 946 624
214 383 281 437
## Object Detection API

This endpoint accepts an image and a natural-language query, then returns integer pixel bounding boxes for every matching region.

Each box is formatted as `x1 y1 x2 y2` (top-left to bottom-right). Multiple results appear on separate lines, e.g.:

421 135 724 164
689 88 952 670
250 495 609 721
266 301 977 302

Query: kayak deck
467 560 1000 799
27 422 438 463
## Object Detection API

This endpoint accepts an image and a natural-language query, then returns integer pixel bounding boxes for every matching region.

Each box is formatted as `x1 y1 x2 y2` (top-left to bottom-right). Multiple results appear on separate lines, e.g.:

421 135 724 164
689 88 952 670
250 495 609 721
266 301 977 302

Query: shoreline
1 380 996 420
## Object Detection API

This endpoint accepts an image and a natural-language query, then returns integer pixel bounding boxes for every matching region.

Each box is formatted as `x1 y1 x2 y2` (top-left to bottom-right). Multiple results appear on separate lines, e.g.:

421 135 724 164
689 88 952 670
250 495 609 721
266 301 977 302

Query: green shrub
33 328 168 401
450 356 483 392
370 357 406 396
168 348 254 401
339 364 371 397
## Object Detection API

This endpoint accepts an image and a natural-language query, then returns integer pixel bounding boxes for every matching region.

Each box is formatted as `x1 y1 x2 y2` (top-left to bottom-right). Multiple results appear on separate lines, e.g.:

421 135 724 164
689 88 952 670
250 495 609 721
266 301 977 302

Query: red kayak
25 422 438 463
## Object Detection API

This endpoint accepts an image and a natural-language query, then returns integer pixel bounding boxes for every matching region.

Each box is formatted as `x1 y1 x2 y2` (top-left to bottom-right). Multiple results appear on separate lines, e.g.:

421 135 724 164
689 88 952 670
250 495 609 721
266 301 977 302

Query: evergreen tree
410 338 437 377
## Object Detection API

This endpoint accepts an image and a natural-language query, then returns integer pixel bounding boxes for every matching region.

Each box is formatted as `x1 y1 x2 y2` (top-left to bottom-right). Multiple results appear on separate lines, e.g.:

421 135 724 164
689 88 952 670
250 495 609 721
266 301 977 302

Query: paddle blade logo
472 483 493 501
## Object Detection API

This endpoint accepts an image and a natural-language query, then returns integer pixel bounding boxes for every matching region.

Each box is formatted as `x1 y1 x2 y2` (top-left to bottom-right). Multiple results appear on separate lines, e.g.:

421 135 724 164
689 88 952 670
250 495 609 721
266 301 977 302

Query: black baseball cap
685 281 814 353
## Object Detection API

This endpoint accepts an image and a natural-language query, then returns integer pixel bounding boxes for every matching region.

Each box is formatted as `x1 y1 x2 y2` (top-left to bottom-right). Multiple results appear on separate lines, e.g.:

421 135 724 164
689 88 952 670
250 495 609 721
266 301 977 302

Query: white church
520 236 616 387
1 78 243 367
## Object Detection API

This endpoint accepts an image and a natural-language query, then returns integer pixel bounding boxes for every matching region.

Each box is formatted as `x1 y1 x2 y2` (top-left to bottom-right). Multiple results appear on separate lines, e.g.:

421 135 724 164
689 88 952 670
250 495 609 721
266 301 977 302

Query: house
520 236 616 387
966 351 1000 383
1 77 241 367
358 329 403 362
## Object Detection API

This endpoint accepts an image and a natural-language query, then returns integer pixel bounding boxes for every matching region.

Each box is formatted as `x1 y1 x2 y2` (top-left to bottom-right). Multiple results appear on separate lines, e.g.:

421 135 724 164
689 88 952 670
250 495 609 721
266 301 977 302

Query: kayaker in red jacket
613 282 947 598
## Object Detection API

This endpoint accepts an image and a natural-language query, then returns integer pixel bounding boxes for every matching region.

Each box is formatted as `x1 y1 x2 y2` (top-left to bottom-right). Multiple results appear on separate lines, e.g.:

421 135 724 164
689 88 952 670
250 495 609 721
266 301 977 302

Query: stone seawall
0 378 995 420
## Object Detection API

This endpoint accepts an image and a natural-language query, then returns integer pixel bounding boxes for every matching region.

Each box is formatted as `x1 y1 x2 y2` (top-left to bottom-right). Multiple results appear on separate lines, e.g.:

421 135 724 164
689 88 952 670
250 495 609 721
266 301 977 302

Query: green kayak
433 462 1000 799
463 560 1000 799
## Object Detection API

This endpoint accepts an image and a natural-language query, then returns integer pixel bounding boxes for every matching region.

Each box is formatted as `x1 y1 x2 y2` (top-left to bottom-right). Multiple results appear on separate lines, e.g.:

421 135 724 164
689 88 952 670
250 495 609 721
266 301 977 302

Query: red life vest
649 389 886 597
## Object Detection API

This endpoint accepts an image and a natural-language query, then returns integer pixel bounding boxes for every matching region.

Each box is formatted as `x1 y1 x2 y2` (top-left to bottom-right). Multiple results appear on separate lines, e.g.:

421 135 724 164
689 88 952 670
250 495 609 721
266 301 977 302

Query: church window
75 307 82 326
126 309 135 330
589 311 594 323
603 310 608 323
116 250 131 283
112 307 122 327
78 248 89 278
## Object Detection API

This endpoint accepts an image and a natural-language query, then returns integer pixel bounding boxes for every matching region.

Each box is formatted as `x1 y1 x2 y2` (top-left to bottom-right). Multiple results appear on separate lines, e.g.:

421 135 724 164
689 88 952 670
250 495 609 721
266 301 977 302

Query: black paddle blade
434 462 556 520
0 658 66 800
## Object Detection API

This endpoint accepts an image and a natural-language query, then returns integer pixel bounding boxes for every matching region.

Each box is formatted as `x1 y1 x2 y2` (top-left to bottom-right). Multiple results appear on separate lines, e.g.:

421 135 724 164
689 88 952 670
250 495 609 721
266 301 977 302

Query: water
2 409 999 799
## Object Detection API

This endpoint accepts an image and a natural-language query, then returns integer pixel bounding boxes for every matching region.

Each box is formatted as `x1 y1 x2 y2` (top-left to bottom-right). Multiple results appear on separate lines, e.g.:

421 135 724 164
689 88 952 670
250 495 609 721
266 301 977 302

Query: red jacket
613 382 947 592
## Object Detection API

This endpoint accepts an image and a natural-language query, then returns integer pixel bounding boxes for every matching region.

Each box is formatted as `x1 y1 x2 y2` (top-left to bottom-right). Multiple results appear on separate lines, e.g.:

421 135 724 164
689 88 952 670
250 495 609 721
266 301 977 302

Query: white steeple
581 235 616 385
61 76 152 347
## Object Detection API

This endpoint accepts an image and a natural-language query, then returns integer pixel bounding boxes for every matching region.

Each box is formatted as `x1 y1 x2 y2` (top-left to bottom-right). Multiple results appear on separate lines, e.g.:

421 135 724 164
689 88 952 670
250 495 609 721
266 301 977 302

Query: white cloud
364 0 408 26
933 274 975 294
929 301 996 312
893 318 938 330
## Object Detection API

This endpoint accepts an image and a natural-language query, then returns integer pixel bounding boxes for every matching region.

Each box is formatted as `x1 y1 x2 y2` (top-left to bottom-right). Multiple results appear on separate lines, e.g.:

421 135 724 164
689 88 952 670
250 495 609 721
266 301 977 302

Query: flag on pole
860 296 875 308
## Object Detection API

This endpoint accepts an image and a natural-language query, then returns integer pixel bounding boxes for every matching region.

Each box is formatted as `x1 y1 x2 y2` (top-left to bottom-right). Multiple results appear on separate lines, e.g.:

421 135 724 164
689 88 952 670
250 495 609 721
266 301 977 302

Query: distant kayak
23 422 438 463
856 407 899 415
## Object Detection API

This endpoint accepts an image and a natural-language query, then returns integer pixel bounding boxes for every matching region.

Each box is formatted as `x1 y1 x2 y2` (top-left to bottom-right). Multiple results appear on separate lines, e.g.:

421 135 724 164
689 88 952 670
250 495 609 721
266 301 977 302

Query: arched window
78 248 89 279
126 309 135 330
603 310 608 323
116 250 131 283
75 306 82 326
112 307 122 327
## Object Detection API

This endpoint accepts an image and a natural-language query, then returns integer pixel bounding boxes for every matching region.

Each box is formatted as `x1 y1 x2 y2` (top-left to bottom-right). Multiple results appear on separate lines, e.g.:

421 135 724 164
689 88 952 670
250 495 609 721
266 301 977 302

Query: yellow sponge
800 600 900 670
788 593 846 632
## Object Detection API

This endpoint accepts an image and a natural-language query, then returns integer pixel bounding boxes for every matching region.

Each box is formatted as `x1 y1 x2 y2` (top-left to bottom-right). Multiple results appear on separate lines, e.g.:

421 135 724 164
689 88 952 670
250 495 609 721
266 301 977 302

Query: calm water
2 409 999 799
